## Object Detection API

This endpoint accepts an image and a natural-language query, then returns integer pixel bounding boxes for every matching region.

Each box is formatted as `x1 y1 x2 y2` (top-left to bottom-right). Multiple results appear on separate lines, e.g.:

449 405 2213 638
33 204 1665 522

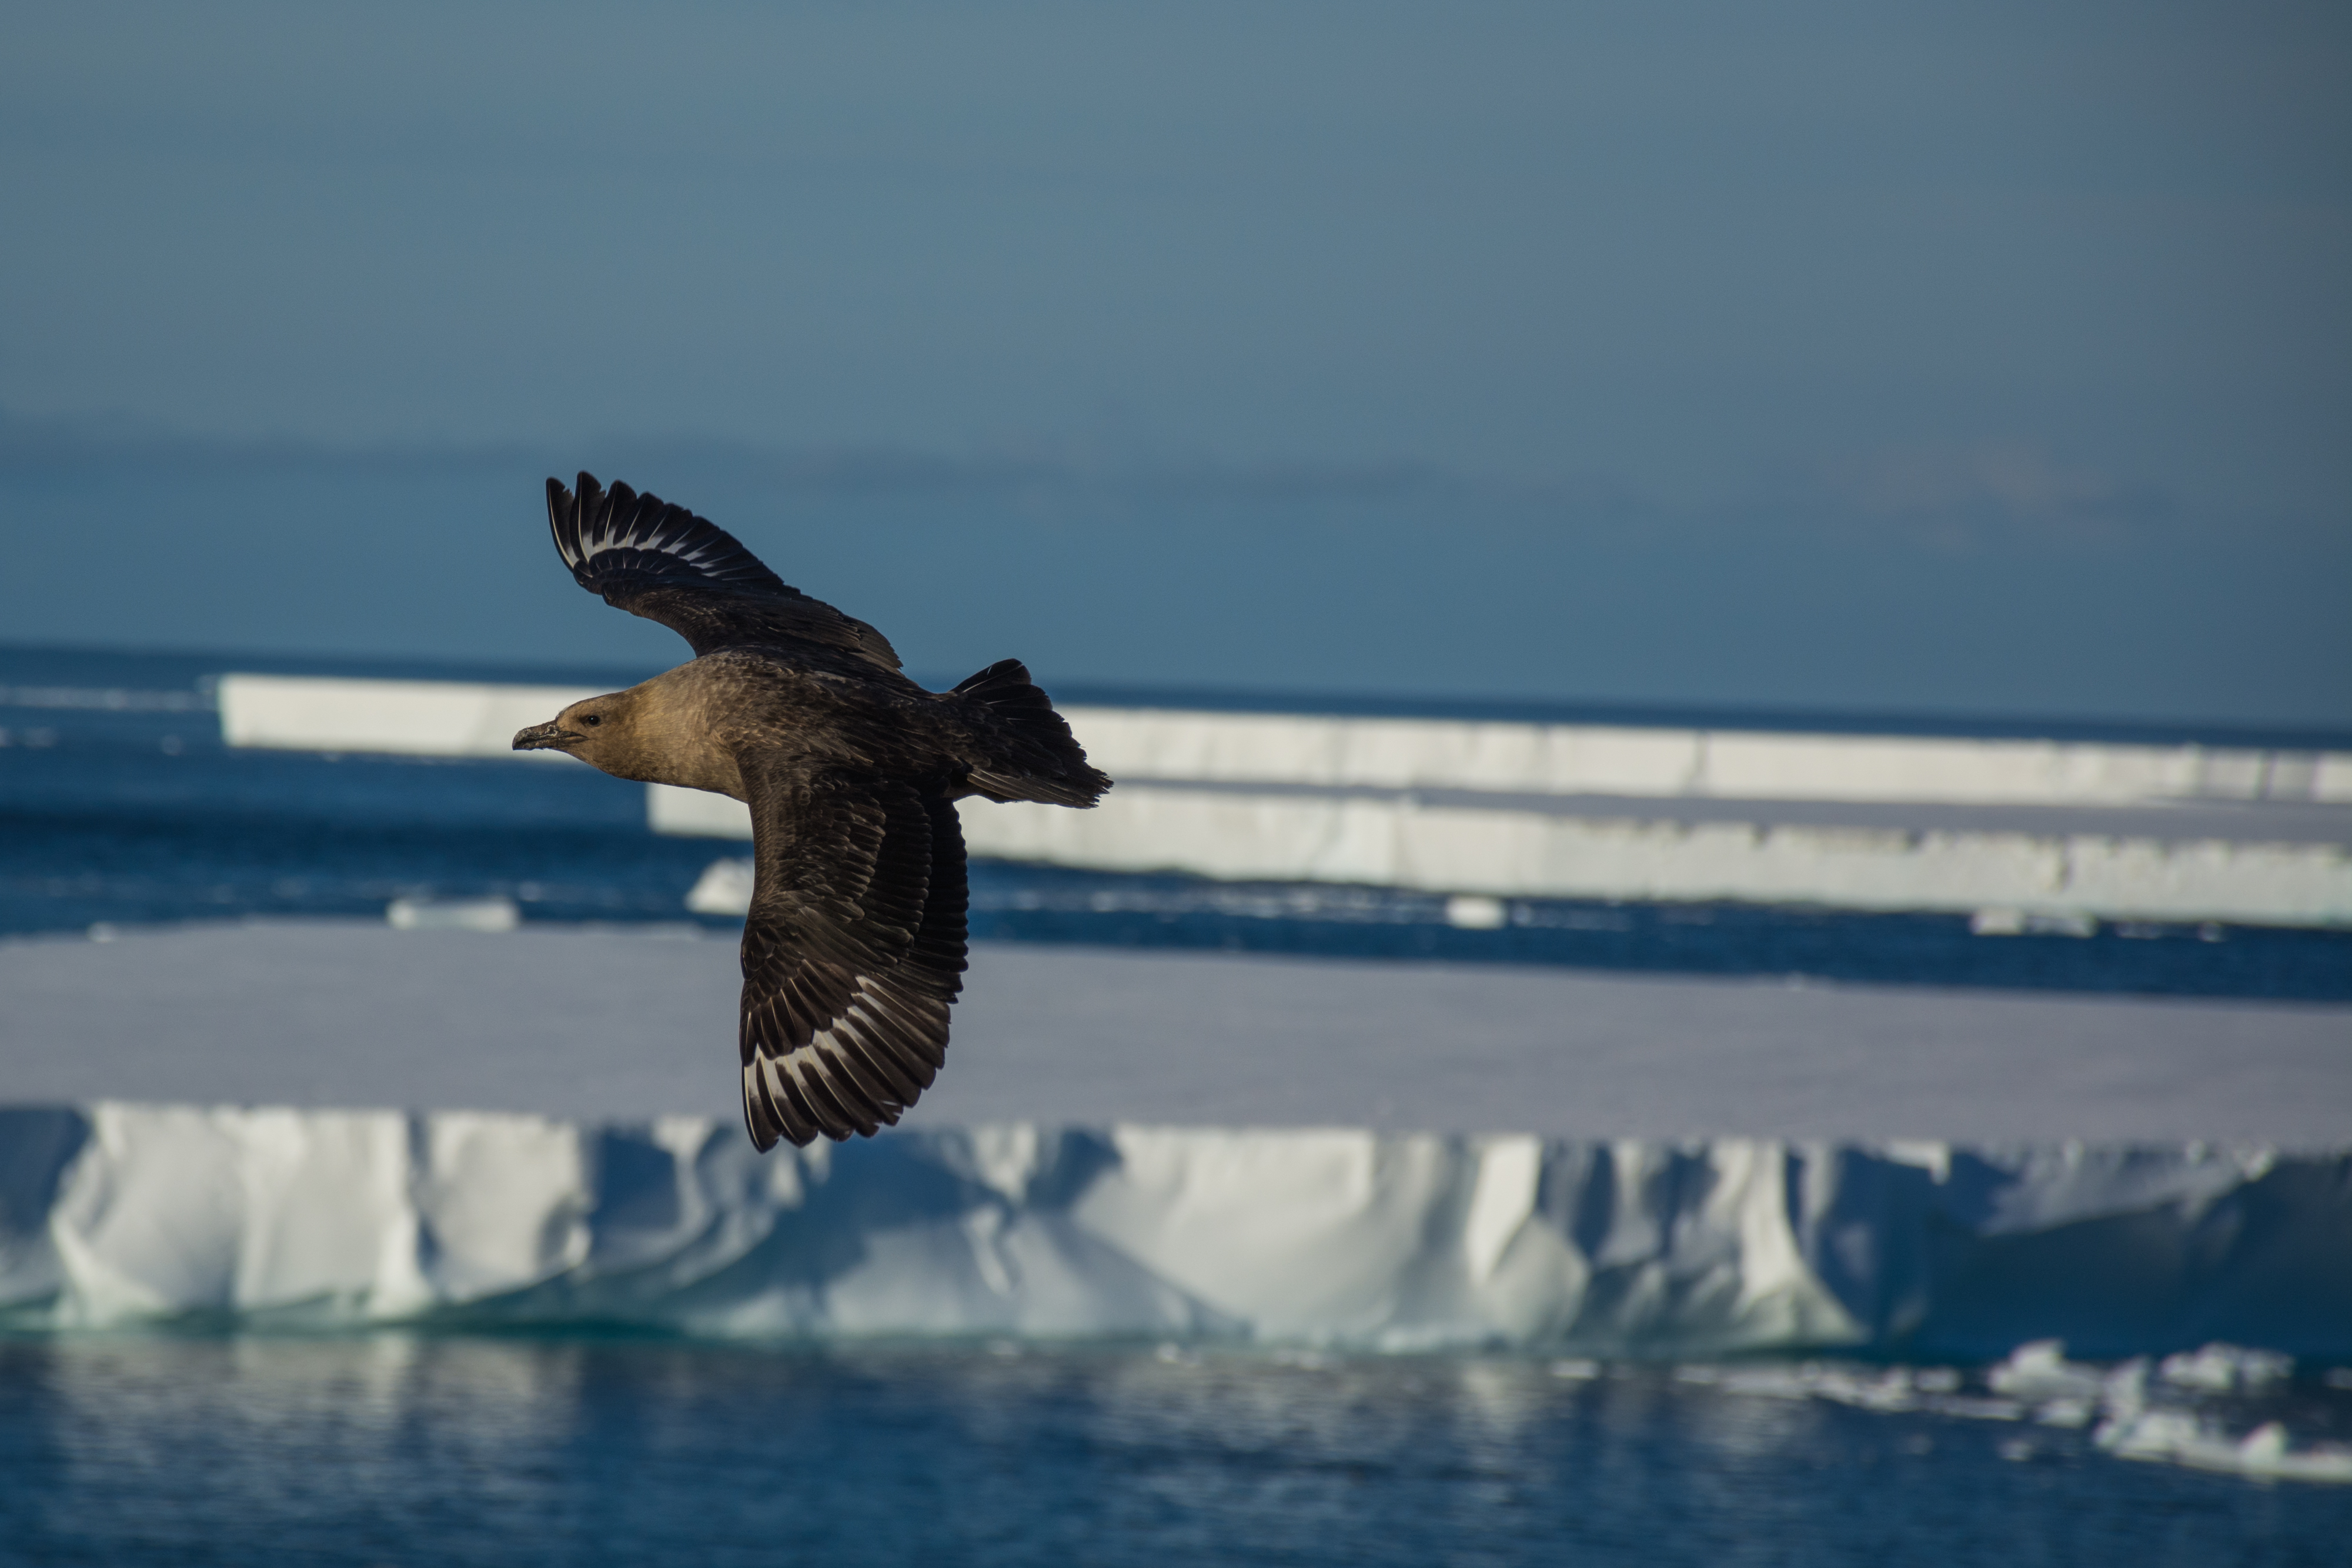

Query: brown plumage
514 473 1110 1151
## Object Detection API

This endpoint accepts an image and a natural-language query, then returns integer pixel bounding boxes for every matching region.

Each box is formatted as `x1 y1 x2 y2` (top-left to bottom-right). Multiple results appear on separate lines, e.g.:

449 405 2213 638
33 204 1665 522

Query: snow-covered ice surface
5 920 2350 1142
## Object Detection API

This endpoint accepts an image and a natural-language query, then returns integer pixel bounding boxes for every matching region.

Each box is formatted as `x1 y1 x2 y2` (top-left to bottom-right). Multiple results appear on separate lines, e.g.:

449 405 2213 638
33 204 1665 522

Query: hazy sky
4 2 2347 726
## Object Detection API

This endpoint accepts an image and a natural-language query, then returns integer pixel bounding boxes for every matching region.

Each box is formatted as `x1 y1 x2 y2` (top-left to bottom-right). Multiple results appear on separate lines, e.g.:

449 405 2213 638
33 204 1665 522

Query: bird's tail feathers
954 658 1111 808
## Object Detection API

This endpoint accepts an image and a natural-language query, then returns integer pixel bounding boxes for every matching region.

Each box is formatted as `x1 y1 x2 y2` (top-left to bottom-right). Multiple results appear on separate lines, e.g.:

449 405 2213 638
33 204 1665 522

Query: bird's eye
582 714 602 727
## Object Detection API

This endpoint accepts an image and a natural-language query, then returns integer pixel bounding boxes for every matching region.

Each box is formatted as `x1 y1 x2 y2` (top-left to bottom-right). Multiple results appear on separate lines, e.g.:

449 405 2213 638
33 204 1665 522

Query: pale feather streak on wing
736 775 968 1151
549 472 787 593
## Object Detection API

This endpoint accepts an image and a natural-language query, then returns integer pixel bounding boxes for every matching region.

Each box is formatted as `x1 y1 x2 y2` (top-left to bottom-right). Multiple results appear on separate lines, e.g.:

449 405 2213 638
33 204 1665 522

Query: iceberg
4 1104 2346 1360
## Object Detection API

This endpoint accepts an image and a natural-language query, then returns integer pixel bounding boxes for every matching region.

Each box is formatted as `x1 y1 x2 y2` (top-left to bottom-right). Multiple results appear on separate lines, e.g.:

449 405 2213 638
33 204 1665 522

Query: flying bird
514 473 1110 1151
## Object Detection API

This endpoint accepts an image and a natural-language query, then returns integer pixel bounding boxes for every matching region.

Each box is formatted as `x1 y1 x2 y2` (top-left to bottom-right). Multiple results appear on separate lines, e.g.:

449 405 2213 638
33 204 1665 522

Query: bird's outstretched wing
734 761 968 1150
547 472 901 669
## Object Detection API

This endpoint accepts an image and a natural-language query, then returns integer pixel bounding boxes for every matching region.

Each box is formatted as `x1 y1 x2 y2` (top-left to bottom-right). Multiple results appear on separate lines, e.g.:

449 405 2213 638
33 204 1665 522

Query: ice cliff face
2 1105 2344 1358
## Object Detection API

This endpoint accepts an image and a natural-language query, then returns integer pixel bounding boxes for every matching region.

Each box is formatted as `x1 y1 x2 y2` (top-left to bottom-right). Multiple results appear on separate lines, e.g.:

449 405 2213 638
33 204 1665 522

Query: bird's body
515 473 1110 1151
546 647 1056 803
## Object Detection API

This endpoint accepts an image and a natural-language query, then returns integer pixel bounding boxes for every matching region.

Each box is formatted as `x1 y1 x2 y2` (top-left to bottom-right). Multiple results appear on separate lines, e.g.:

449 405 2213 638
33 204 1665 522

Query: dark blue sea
2 1336 2349 1567
6 644 2351 1562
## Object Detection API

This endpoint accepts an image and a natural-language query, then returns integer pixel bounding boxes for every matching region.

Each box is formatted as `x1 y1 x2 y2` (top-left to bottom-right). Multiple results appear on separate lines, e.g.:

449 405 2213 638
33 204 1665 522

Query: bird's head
513 691 636 770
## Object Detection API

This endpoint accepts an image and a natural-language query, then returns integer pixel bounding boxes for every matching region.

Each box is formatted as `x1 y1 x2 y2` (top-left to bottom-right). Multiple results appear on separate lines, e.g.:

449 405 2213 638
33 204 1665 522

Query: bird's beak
513 721 581 752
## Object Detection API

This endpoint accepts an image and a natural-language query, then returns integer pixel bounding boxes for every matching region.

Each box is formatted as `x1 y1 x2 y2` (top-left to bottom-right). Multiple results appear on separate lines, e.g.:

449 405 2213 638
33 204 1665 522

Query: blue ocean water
5 644 2348 999
1 1337 2347 1568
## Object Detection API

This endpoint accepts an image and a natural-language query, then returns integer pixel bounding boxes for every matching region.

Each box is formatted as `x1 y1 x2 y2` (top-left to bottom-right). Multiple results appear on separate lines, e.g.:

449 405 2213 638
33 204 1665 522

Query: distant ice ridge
4 1106 2347 1364
665 792 2352 926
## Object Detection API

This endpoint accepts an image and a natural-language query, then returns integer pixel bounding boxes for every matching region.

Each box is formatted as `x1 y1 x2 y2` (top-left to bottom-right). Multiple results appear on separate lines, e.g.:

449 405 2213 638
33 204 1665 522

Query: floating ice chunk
2097 1410 2352 1483
385 897 519 932
1970 909 2097 938
1988 1340 2107 1403
1922 1396 2026 1422
2100 1358 2149 1420
1706 1366 1819 1400
2032 912 2099 938
1806 1365 1920 1413
1443 895 1508 930
684 858 756 917
2160 1343 2293 1395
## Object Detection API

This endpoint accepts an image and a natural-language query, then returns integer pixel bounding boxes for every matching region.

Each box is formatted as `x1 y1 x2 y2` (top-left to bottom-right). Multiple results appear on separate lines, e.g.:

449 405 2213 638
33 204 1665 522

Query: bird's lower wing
736 765 968 1150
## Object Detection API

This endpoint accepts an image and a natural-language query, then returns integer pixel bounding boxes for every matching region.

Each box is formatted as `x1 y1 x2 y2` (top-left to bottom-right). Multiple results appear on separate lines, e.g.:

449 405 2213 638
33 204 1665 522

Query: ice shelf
5 1105 2344 1357
654 788 2352 926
